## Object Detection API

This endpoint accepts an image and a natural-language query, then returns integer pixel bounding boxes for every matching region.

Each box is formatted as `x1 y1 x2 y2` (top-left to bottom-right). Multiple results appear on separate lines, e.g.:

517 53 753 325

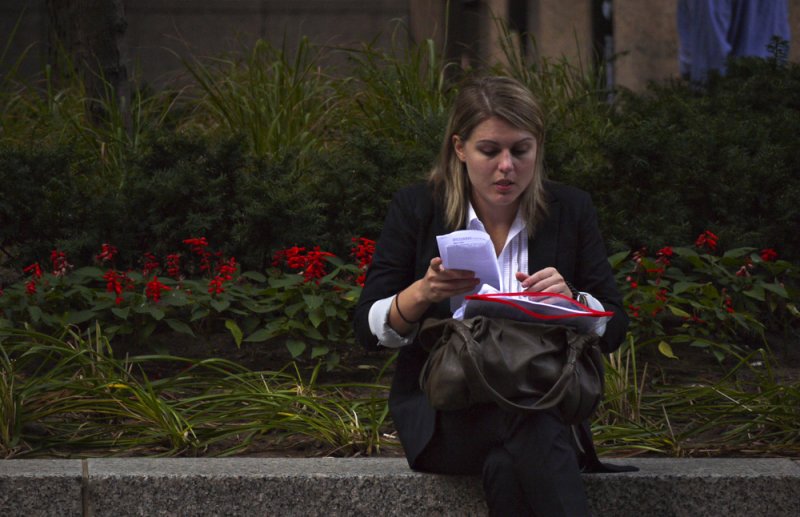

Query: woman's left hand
515 268 571 297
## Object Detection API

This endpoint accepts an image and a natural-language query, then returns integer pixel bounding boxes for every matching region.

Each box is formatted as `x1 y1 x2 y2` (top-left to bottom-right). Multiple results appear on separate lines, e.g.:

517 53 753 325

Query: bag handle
452 319 589 414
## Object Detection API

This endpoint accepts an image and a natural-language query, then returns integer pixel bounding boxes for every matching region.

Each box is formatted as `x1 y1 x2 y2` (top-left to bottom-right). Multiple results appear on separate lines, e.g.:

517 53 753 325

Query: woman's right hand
417 257 480 304
389 258 479 333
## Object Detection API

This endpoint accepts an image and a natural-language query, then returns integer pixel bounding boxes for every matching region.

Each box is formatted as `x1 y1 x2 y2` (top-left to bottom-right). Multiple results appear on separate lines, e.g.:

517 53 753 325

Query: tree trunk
45 0 128 125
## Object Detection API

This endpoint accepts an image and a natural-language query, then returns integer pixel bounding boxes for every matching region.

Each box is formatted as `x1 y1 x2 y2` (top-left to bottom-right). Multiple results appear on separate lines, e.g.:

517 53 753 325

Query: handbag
418 293 609 424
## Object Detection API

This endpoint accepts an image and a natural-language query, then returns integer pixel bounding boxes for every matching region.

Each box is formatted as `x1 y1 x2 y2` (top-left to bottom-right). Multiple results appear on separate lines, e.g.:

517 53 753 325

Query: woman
354 76 629 516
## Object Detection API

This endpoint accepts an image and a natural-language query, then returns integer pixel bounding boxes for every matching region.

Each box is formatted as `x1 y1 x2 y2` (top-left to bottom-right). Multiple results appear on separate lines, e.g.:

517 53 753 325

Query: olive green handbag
418 316 605 424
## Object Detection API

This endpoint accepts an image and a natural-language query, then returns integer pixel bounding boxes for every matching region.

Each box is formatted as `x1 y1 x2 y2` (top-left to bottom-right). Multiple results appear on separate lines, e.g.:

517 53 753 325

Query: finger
524 268 562 292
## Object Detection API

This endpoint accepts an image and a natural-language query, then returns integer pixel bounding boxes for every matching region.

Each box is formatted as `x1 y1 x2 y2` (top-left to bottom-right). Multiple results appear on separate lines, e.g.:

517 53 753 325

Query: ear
452 135 466 162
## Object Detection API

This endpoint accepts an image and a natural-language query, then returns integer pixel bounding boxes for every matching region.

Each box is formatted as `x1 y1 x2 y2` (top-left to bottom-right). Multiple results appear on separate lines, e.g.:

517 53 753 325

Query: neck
473 201 519 256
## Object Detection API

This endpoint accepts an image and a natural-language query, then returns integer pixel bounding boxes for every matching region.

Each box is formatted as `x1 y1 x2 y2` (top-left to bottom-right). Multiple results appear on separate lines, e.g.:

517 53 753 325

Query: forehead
468 116 535 143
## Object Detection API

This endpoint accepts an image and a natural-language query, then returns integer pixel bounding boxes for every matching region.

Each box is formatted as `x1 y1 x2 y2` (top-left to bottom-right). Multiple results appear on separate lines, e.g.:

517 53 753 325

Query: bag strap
452 319 589 414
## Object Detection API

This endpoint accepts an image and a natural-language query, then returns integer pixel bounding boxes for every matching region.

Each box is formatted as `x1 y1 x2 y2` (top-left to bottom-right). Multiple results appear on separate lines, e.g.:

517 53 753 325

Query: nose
498 149 513 172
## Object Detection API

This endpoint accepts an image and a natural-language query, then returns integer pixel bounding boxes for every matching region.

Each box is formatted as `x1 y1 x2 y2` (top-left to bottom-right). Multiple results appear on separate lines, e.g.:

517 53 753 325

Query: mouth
494 180 514 192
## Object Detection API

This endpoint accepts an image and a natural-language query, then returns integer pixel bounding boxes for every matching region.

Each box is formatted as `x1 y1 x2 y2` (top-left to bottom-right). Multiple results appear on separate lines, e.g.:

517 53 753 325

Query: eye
512 146 532 156
478 147 499 157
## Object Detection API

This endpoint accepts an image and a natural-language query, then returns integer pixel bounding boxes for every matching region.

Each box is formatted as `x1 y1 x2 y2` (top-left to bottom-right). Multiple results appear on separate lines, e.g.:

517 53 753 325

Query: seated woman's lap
412 403 577 476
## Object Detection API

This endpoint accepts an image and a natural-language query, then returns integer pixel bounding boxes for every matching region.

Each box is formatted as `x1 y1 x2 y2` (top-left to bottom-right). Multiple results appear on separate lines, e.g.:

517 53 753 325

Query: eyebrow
474 137 535 146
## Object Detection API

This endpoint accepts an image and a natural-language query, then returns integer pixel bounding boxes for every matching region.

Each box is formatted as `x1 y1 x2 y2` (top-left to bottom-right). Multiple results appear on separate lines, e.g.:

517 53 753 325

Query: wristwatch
565 280 588 305
565 280 580 299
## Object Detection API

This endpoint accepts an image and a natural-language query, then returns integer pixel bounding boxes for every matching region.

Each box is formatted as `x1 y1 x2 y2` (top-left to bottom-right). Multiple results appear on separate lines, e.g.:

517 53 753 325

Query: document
436 230 500 310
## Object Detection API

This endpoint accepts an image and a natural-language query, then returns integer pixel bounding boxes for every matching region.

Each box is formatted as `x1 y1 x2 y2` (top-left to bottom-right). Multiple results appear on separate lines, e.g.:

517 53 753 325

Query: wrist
565 280 580 300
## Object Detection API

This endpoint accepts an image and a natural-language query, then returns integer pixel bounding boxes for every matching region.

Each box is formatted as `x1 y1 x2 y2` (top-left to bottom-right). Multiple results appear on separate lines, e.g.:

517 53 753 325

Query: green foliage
0 326 393 458
595 57 800 257
597 336 800 457
305 129 436 255
121 132 324 270
0 145 116 269
0 242 363 369
614 240 799 363
182 37 339 168
342 23 455 149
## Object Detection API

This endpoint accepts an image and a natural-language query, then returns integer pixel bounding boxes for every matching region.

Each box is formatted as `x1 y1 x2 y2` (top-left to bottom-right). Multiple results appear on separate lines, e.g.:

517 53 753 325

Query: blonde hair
429 76 548 234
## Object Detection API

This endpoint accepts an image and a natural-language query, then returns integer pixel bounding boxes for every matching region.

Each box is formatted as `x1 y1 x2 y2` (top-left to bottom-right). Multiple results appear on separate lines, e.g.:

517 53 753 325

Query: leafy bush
306 129 438 256
182 37 339 168
614 231 799 363
0 144 117 273
121 132 326 270
0 238 371 369
595 57 800 258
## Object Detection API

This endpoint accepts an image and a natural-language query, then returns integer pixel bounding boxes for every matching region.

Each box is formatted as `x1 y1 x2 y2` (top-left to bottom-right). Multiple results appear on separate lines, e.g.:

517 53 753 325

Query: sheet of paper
436 230 501 311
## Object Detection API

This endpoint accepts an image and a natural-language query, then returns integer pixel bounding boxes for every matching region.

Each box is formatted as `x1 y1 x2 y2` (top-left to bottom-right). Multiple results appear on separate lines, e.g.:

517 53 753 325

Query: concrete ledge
2 457 799 516
0 459 83 516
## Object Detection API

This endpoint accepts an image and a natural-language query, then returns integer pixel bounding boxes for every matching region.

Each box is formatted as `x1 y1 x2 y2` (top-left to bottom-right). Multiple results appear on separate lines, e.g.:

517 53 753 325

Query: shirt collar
466 202 527 246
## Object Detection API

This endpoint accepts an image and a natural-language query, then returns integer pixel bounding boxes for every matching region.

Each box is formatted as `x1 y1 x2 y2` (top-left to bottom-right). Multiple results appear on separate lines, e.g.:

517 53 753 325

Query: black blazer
354 181 629 467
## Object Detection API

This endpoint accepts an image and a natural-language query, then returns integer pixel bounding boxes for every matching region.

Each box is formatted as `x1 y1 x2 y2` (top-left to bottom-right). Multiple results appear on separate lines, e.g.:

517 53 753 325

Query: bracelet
565 280 580 300
394 293 418 325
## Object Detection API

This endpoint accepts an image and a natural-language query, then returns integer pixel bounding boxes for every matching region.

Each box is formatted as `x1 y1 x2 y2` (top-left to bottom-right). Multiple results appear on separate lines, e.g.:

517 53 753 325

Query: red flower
273 246 333 283
96 243 118 264
656 246 673 266
760 248 778 262
301 247 334 283
145 276 171 303
103 269 125 305
50 250 71 277
166 253 182 279
279 246 307 269
629 281 638 289
655 289 668 302
23 262 43 279
142 253 160 277
23 262 42 295
183 237 211 273
627 304 640 318
208 277 225 295
723 296 735 314
182 237 208 250
351 237 375 267
694 230 719 251
208 257 238 295
351 237 375 286
215 257 238 281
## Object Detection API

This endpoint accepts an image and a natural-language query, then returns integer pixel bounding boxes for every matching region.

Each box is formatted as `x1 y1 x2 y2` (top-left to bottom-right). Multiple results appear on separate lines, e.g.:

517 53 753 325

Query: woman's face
453 116 538 221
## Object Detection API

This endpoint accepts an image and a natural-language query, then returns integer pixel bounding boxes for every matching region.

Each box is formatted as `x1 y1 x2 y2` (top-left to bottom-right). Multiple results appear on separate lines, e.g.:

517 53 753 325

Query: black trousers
412 404 590 517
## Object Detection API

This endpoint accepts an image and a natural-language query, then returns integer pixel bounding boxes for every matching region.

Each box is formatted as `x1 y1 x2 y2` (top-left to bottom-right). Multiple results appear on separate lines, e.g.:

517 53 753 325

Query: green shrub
595 57 800 259
0 144 118 272
182 37 339 168
614 234 799 363
305 129 438 257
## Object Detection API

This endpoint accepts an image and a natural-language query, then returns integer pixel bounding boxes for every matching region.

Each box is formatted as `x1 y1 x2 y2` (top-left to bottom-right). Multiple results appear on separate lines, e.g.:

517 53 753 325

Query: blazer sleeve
354 186 427 351
572 191 629 354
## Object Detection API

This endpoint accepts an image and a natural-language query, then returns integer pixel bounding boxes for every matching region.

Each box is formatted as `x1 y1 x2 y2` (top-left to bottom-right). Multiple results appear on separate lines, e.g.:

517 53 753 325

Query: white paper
436 230 501 310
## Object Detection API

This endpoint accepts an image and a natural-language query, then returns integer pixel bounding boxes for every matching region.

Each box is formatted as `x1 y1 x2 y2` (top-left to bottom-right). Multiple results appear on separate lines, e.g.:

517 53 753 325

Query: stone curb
1 457 799 516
